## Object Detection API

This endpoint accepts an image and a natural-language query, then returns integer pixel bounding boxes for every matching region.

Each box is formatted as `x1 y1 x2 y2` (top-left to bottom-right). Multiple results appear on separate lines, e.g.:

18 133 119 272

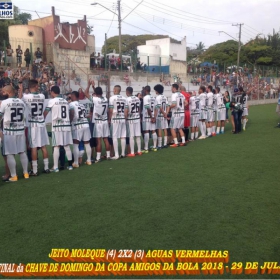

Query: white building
137 37 187 75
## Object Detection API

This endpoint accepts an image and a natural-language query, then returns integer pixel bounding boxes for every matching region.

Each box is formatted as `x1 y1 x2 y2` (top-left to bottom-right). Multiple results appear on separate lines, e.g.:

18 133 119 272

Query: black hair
126 87 133 94
114 85 121 91
51 86 60 95
154 84 164 94
95 86 103 96
208 85 213 91
200 85 206 92
71 91 79 99
29 79 38 89
172 84 179 90
145 85 151 92
216 86 220 93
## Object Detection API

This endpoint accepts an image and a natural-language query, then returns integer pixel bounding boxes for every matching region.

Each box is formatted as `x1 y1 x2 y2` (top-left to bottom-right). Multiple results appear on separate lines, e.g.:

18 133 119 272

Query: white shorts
207 109 214 122
127 122 141 137
142 120 156 131
3 134 26 155
199 109 207 120
35 58 42 64
217 108 226 121
169 116 184 129
242 108 248 116
110 122 126 138
93 121 110 138
52 131 73 146
156 117 168 130
72 127 91 142
27 126 49 148
190 111 199 127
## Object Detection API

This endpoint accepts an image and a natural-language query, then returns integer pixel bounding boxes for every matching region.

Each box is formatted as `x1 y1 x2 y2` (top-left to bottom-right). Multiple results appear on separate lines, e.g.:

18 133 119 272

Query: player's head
207 85 213 93
154 84 164 95
94 87 103 96
199 86 206 94
126 87 133 96
144 85 151 95
29 79 39 92
114 85 121 95
71 91 79 101
171 84 179 93
215 87 220 93
180 85 186 92
2 85 15 98
50 86 60 98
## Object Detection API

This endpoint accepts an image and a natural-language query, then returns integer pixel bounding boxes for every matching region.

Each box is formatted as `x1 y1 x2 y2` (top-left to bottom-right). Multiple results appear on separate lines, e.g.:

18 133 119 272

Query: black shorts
126 137 130 145
108 137 113 145
89 123 96 148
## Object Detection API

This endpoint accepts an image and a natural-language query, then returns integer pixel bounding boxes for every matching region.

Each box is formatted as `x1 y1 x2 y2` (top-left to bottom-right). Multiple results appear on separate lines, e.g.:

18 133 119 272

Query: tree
196 41 205 53
87 22 93 35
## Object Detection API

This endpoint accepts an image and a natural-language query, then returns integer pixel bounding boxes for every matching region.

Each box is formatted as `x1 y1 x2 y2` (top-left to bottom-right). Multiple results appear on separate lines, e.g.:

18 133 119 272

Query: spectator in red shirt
180 85 191 142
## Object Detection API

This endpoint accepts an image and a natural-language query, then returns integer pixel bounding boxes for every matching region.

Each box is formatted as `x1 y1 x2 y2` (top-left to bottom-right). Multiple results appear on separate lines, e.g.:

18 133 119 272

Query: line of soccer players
0 80 249 182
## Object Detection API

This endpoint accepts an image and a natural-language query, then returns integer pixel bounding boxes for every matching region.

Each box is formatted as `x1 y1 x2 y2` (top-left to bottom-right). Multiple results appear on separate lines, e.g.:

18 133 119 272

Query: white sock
216 127 221 133
144 133 149 150
136 137 141 153
20 152 28 174
84 143 91 162
7 155 16 177
174 138 178 144
164 136 167 146
32 160 38 174
199 122 203 136
243 119 247 129
43 158 49 170
202 122 206 137
207 127 211 136
106 151 110 158
212 126 216 133
152 132 157 148
79 150 84 158
64 146 72 164
113 138 119 158
130 137 135 154
96 152 101 160
195 131 199 138
121 138 126 156
53 147 60 169
191 132 194 139
73 144 79 165
221 127 225 133
181 136 185 144
158 137 162 147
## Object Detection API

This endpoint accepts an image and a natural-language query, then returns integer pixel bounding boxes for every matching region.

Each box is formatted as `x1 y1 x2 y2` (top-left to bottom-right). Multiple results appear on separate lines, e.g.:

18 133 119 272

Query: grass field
0 103 280 279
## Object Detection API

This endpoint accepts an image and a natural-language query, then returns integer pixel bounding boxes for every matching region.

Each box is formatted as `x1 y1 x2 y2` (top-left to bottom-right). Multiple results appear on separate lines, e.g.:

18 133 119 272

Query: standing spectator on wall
16 45 23 67
24 48 31 68
34 47 43 64
6 45 13 67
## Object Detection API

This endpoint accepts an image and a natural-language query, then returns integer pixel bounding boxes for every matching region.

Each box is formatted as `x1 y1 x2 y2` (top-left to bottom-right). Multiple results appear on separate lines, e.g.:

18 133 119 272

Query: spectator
24 48 31 68
49 62 55 77
223 90 230 123
34 47 43 63
109 55 116 70
5 67 12 78
6 44 13 67
16 45 23 67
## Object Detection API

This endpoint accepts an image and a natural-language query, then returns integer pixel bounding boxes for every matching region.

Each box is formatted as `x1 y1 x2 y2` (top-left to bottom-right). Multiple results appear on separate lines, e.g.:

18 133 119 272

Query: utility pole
105 33 107 71
117 0 122 71
232 23 243 85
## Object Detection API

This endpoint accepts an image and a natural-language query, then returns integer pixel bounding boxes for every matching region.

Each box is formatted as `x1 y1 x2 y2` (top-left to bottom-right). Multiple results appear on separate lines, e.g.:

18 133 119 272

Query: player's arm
84 79 93 100
69 107 74 123
169 95 177 109
18 82 23 99
43 100 52 119
184 97 188 107
108 98 113 124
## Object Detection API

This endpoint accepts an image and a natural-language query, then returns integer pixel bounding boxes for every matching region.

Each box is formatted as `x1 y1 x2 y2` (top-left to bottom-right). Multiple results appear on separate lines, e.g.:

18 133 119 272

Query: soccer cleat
85 161 92 165
243 128 246 131
189 139 194 142
127 153 135 157
8 176 18 182
111 156 119 160
216 132 220 135
23 173 29 179
157 146 162 150
141 149 149 154
106 157 111 160
72 163 79 168
220 131 225 134
59 166 65 171
120 155 126 159
163 145 169 148
50 168 60 173
151 148 157 152
91 158 96 163
170 144 179 147
206 134 212 138
3 176 10 182
198 136 206 140
179 143 186 146
212 132 216 136
94 159 102 163
67 166 73 170
29 171 38 176
135 152 142 156
43 169 50 174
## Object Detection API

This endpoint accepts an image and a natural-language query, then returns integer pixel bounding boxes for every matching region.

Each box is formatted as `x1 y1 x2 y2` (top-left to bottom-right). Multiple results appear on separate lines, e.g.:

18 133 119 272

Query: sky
13 0 280 51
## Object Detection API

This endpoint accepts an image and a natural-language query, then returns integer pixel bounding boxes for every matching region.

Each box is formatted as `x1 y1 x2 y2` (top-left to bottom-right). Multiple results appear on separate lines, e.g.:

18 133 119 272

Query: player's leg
231 111 235 133
216 110 221 134
103 137 111 159
127 123 135 156
198 119 206 139
170 116 179 147
6 154 17 181
72 139 80 167
78 141 85 165
111 123 120 159
151 128 157 151
64 144 73 169
83 141 92 164
163 128 168 147
40 146 50 173
142 121 150 153
157 129 163 149
95 137 102 162
19 152 29 178
178 116 186 146
120 123 127 158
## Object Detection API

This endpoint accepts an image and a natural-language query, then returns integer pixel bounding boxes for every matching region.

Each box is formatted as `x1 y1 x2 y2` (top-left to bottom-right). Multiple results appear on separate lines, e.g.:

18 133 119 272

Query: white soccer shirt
216 93 225 109
127 95 141 123
69 101 89 130
45 97 71 132
109 94 128 123
79 98 93 120
22 92 45 128
0 97 26 135
206 92 214 109
171 92 185 115
199 93 207 110
155 95 169 117
92 96 108 123
143 94 156 121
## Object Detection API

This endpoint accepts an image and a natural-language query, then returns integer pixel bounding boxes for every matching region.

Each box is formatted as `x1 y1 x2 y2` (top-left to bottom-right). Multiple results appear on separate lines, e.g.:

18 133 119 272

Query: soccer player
0 85 29 182
169 84 187 147
189 91 200 141
180 86 191 142
198 86 207 140
206 85 214 137
154 84 169 149
108 85 128 159
126 87 142 156
69 91 92 167
142 85 157 152
91 86 111 162
215 87 226 134
242 91 249 131
19 79 50 175
44 86 73 172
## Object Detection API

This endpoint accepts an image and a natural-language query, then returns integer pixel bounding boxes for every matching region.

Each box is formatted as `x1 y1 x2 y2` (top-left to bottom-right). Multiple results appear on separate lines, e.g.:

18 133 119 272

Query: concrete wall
146 38 170 57
170 37 186 61
170 59 187 77
87 35 95 54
